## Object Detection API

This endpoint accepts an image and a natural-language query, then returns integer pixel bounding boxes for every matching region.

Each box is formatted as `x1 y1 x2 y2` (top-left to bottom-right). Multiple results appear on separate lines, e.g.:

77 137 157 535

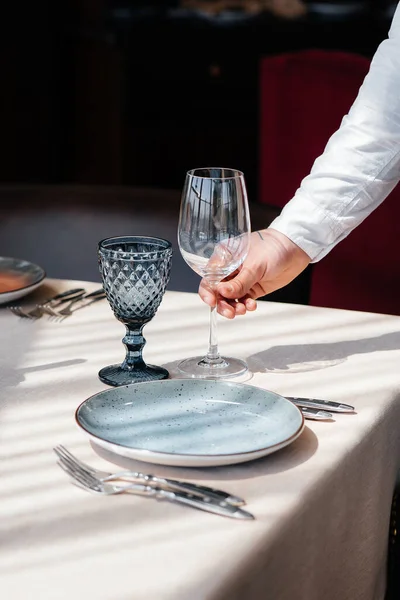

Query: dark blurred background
0 0 393 191
0 1 397 306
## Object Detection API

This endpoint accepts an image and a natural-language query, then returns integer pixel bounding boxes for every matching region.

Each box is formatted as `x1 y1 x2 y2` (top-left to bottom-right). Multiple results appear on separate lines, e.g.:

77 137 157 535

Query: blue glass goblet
98 235 172 386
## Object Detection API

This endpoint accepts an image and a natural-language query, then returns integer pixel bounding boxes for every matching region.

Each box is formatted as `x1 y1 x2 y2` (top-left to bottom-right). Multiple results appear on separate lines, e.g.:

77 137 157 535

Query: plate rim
0 255 46 297
74 379 305 460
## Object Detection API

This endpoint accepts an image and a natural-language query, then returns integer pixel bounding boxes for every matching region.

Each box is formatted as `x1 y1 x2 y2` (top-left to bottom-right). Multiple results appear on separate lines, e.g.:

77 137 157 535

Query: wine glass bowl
98 235 172 386
178 168 249 285
177 167 251 379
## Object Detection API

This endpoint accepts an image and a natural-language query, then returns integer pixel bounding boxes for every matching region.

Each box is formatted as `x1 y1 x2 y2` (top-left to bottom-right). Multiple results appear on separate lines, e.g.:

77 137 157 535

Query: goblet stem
121 323 147 371
98 319 169 386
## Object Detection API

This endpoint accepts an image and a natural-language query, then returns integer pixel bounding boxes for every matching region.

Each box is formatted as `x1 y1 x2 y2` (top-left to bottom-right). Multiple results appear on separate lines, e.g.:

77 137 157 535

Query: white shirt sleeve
268 3 400 263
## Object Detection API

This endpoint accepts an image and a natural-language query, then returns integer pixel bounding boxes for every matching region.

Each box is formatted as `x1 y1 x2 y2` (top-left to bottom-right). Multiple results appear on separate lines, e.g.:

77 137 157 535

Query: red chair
259 49 400 315
308 193 400 315
259 49 371 209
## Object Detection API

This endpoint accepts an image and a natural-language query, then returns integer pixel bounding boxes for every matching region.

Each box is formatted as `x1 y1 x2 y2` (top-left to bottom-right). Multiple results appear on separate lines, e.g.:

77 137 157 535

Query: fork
53 445 245 506
9 288 86 319
57 458 141 495
46 288 106 320
56 455 254 519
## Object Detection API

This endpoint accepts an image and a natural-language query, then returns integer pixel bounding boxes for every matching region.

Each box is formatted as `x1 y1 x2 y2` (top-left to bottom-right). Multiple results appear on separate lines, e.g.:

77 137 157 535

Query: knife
105 481 255 520
155 488 255 520
286 397 355 413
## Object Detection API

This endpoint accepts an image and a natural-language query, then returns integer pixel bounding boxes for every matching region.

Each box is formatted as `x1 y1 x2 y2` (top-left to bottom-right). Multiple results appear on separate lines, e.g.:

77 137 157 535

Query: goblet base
98 363 169 387
177 356 248 379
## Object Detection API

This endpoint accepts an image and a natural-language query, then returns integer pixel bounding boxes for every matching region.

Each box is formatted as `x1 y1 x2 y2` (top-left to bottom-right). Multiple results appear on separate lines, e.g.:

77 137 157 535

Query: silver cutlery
299 407 333 421
46 288 106 319
56 450 254 520
53 444 245 507
9 288 86 319
286 397 355 413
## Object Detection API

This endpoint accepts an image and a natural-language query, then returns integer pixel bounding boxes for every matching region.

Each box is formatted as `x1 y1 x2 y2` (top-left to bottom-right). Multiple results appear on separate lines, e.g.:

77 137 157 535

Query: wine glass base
98 363 169 387
177 356 248 380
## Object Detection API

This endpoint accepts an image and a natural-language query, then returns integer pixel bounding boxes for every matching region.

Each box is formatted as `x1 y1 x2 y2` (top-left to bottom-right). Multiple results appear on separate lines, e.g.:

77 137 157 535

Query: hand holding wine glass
178 167 251 379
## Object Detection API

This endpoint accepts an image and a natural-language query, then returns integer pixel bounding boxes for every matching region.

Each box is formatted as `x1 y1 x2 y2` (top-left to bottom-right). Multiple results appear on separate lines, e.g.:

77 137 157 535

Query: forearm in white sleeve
268 4 400 262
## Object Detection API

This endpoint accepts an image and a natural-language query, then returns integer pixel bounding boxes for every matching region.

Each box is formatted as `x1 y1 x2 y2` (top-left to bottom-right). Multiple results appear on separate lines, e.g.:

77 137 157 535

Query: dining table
2 277 400 600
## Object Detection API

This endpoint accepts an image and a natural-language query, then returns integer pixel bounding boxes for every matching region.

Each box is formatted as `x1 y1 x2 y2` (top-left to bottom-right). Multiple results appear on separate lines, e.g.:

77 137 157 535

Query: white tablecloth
2 279 400 600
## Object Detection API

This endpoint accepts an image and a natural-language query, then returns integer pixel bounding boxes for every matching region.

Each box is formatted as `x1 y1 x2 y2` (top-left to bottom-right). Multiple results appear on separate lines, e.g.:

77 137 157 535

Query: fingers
217 295 257 319
244 297 257 311
218 266 254 300
199 279 257 318
198 280 216 307
199 272 258 318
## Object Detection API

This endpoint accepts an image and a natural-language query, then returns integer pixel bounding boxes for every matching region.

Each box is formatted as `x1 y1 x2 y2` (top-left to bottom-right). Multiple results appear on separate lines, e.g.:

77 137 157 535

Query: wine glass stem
206 305 221 363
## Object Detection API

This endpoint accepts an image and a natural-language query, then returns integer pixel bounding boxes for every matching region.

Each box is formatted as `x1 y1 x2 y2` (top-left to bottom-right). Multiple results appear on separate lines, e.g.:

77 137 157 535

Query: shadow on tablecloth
246 330 400 374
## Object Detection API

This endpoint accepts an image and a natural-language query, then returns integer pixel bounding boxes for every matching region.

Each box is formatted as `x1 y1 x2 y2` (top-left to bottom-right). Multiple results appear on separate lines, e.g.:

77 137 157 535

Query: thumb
218 268 253 299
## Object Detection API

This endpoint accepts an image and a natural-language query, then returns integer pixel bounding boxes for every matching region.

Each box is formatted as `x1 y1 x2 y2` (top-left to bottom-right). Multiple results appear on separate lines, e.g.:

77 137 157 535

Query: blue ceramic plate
0 256 46 305
75 379 305 467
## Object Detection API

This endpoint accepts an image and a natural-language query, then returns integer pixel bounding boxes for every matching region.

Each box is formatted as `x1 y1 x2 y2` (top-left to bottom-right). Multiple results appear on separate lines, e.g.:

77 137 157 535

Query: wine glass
98 235 172 386
177 167 251 379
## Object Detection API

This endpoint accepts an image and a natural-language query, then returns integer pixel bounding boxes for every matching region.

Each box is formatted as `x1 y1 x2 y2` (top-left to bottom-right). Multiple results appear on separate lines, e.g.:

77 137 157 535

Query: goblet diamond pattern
102 258 170 320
